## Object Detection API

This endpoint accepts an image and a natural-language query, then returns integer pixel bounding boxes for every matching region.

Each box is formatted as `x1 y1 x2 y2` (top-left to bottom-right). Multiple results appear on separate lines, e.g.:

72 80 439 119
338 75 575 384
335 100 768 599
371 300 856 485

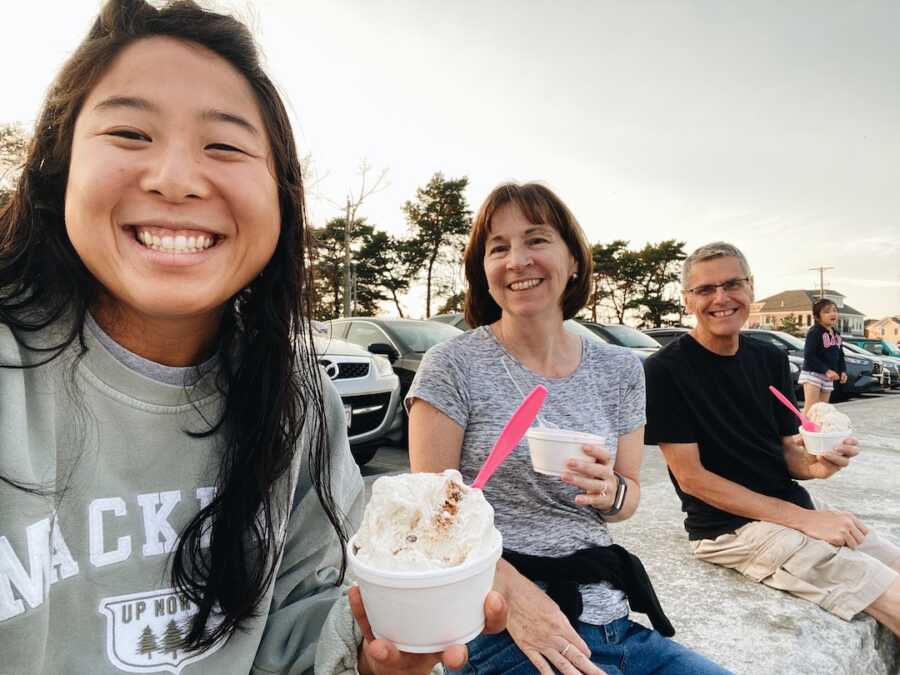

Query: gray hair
682 241 752 288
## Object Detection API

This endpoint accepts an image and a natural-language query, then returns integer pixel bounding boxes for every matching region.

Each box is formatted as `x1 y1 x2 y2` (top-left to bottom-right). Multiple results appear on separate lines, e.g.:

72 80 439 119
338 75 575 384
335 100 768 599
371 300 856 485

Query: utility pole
808 266 834 299
334 162 388 318
350 260 359 315
342 197 352 317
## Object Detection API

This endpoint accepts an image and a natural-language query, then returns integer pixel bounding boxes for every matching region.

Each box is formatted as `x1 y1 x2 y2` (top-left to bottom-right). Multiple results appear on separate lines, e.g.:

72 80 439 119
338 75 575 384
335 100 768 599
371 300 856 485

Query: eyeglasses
684 277 751 297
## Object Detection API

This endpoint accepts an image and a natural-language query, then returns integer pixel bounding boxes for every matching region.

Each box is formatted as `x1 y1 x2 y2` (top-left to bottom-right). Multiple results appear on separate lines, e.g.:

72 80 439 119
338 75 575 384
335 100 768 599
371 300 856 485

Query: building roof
751 290 865 317
871 316 900 327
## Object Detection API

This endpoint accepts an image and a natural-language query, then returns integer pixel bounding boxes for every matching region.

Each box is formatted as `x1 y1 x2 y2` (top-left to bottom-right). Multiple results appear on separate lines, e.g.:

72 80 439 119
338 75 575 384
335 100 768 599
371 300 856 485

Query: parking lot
360 390 900 492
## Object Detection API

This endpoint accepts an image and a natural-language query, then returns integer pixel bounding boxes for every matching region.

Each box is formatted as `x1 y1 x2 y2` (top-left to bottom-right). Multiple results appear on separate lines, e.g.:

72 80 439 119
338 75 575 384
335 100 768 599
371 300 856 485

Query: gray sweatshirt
0 320 365 674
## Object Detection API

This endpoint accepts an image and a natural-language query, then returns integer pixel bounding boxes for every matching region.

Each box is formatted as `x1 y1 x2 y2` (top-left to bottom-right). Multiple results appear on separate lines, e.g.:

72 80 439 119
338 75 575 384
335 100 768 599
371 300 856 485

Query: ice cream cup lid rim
798 426 853 437
347 530 502 580
525 427 605 442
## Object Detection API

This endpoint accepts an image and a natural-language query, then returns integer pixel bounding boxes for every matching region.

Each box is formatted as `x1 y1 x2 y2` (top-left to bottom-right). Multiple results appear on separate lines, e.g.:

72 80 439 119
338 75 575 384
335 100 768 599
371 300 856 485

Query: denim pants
449 617 732 675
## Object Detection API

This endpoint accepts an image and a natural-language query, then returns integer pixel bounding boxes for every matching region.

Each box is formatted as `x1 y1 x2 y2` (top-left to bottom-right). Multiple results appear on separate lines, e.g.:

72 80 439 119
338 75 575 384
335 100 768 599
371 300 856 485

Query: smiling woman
407 183 730 675
0 1 505 674
65 36 281 364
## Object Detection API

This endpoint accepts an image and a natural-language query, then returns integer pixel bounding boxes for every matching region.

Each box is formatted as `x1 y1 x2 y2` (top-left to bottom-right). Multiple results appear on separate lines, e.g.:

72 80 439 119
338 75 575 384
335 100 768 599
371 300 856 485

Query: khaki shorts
690 500 900 620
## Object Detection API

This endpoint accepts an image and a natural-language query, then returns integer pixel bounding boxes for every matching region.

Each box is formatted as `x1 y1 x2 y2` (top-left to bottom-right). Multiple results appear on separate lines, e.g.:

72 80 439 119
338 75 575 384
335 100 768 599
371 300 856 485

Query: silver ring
561 643 572 658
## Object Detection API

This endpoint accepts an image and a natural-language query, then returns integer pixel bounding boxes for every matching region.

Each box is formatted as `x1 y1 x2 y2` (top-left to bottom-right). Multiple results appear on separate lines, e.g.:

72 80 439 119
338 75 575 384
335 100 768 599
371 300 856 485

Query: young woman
0 2 502 673
406 183 729 675
799 298 848 415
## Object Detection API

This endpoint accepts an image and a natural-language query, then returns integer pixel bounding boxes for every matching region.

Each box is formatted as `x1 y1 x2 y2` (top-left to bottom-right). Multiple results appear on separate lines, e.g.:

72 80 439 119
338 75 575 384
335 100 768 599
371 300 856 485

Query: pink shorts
798 370 833 392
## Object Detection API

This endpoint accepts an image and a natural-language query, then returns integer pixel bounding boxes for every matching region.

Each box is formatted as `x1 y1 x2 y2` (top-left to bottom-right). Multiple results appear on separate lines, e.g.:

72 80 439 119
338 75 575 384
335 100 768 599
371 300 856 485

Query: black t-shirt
644 333 814 540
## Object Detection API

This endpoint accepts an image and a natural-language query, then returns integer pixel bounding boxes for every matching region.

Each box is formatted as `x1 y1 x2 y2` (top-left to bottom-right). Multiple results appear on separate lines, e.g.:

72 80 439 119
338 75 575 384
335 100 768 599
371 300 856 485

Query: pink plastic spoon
471 384 548 489
768 385 820 432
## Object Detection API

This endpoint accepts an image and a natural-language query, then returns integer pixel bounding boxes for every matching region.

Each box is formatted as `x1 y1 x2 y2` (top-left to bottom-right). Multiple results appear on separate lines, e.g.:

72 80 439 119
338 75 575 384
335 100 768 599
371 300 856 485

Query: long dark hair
0 0 347 651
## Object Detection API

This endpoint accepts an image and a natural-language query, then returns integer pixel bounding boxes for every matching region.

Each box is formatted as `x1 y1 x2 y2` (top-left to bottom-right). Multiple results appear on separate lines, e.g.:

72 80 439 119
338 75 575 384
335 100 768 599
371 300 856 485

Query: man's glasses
684 277 750 297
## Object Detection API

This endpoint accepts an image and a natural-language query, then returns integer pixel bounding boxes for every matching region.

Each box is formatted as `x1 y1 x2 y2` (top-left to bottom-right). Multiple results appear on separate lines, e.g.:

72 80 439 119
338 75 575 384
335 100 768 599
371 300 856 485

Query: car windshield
599 324 661 348
771 331 806 350
843 343 869 356
389 321 462 352
862 341 900 357
565 320 607 342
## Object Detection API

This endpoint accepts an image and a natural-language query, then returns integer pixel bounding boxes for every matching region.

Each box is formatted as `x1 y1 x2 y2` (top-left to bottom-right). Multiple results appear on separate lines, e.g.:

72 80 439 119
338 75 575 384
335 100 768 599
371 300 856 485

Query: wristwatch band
599 472 627 516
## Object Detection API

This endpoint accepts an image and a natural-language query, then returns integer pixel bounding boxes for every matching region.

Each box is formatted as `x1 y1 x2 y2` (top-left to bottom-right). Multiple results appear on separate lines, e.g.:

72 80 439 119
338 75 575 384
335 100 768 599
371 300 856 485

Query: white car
311 322 403 465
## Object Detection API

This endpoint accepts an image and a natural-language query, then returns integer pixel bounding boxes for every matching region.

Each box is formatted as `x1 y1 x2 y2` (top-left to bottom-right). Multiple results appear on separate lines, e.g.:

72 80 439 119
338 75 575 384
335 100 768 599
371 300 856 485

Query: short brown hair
463 182 592 327
682 241 752 288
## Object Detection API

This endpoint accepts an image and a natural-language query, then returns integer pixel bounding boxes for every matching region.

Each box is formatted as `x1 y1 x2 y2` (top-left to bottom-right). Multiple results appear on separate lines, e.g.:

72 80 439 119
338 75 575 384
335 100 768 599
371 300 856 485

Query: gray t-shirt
406 326 646 626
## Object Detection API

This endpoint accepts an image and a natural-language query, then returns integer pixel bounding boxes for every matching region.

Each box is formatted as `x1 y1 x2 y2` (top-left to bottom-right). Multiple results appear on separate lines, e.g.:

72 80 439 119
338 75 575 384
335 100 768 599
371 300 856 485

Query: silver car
311 322 403 465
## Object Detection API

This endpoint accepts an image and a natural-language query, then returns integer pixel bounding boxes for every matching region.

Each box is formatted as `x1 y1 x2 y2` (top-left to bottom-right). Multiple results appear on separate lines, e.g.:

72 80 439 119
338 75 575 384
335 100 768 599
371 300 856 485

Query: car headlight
789 361 800 374
372 355 394 377
845 357 866 365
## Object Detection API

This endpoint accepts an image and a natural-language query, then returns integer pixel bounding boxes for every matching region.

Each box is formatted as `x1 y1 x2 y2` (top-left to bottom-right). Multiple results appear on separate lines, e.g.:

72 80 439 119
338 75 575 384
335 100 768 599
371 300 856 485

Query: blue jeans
450 617 732 675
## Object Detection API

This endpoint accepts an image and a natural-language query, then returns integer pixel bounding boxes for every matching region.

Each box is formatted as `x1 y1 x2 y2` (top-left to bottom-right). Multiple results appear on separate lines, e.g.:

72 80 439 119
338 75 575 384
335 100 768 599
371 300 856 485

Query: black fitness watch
599 472 627 516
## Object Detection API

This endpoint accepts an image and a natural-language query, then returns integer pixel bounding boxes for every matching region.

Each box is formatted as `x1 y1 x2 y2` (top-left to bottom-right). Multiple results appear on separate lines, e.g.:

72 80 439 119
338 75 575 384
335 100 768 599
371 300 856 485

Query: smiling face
483 203 577 322
683 255 754 349
65 36 280 340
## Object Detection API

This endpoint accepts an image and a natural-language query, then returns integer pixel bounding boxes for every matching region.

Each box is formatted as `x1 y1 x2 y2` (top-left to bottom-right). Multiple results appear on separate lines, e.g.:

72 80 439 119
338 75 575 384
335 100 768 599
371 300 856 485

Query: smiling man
644 242 900 637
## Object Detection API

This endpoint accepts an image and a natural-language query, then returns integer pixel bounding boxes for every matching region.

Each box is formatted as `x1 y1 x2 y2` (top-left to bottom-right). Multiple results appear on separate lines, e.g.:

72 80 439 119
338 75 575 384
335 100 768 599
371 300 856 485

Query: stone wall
611 396 900 674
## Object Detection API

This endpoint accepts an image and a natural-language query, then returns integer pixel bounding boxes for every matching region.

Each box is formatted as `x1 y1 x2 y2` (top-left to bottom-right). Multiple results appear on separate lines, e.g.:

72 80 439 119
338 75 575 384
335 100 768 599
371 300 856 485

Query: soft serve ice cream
806 402 852 432
348 470 502 651
354 469 497 571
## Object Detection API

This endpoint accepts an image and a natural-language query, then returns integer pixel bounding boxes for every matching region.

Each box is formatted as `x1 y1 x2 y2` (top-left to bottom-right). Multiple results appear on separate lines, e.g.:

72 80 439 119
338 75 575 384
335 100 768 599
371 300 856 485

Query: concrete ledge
610 421 900 674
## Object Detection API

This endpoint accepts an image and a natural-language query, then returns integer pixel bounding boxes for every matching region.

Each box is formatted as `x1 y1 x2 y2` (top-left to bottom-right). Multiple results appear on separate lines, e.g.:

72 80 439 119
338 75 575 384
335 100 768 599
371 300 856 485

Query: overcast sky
3 0 899 319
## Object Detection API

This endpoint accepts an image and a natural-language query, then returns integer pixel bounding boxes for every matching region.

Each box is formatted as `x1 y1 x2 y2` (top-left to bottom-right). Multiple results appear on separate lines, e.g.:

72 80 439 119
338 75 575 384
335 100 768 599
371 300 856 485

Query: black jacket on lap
504 545 675 637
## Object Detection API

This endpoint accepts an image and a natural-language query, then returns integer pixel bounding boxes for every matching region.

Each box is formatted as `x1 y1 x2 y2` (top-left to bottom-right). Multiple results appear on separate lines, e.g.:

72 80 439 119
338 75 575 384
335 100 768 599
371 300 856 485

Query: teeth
712 309 736 318
510 279 541 291
133 227 217 253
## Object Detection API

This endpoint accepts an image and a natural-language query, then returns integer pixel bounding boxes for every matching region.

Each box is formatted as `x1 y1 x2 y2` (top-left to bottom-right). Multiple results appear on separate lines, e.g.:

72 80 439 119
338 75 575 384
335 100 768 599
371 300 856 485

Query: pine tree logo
99 588 225 673
161 619 185 659
137 626 159 660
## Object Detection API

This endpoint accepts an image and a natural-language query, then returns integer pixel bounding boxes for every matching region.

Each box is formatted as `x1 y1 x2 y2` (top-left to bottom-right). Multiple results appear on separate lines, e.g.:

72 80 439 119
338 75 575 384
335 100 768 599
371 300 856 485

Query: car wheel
351 443 379 466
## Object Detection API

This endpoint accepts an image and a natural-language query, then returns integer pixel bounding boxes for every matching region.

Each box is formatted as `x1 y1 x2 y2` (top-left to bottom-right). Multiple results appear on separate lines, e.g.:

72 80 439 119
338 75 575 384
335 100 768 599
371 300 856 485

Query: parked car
328 317 464 420
576 320 661 360
429 313 652 360
741 329 880 401
843 341 899 390
843 337 900 359
429 312 470 330
642 327 690 347
310 321 403 465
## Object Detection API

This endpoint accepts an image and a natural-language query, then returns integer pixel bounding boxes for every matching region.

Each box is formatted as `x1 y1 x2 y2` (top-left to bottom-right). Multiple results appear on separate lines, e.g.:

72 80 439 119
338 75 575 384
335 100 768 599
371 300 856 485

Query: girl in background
799 298 847 415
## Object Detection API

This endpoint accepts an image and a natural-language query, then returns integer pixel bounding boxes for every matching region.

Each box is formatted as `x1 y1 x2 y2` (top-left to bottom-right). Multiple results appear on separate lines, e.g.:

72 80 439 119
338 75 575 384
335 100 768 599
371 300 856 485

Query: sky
3 0 899 319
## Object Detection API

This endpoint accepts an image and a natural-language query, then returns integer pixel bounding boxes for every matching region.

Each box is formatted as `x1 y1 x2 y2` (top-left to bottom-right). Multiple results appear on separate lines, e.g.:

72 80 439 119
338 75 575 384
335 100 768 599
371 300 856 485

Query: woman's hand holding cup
561 445 616 510
351 585 508 675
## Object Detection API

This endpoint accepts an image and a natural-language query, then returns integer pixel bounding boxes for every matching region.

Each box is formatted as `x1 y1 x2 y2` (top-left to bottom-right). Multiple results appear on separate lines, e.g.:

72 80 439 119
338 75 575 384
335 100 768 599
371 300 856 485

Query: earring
571 272 578 280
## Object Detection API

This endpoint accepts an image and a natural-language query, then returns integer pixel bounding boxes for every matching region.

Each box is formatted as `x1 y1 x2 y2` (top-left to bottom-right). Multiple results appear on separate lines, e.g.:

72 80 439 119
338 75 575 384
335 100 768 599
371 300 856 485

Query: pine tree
777 313 803 337
136 626 159 660
403 173 471 317
160 619 184 659
0 122 28 207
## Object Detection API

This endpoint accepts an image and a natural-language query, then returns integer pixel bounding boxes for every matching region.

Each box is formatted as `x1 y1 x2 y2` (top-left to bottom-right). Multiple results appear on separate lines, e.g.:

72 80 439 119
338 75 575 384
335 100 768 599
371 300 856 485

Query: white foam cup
798 426 851 455
525 427 607 476
346 530 502 653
